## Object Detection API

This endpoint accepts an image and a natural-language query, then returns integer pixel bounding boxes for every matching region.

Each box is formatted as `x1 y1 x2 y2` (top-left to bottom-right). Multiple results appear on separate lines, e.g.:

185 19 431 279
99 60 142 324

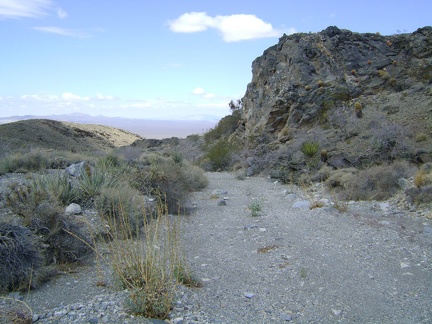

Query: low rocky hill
238 26 432 172
0 119 142 154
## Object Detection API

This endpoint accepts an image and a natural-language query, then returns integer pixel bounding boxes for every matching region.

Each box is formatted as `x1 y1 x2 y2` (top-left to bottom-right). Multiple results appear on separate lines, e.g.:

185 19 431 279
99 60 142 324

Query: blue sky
0 0 430 120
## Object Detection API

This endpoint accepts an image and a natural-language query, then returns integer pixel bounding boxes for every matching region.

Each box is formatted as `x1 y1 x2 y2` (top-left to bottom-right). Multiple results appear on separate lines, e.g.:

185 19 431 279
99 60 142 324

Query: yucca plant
301 141 319 157
33 173 78 205
77 166 119 202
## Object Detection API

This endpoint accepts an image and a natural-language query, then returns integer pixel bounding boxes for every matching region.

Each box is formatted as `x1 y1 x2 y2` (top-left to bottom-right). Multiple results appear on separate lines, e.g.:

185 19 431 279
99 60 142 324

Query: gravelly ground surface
179 172 432 323
1 172 431 323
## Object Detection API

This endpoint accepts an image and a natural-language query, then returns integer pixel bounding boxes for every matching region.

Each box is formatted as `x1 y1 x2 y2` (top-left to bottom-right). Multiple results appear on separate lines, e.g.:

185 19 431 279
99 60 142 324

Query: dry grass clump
94 185 145 238
104 201 197 319
327 161 414 201
413 163 432 187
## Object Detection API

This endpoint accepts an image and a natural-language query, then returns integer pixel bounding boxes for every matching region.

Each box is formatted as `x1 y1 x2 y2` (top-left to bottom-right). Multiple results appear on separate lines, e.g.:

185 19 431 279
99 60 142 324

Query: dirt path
180 172 432 323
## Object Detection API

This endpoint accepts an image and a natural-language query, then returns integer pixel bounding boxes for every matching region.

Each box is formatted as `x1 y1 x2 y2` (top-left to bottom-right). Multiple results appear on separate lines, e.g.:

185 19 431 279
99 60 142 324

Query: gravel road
177 172 432 323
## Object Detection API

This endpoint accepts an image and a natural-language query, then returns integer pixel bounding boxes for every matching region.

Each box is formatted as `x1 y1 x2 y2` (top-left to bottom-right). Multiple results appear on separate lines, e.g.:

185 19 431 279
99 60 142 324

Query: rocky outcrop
241 26 432 139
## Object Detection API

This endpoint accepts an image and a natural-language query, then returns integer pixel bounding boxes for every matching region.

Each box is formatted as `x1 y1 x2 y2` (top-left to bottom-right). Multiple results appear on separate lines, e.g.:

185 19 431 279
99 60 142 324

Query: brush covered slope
0 119 142 153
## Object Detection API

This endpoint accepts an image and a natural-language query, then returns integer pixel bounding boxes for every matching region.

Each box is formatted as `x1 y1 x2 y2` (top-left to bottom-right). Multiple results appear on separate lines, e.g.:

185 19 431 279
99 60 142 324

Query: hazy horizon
0 113 218 139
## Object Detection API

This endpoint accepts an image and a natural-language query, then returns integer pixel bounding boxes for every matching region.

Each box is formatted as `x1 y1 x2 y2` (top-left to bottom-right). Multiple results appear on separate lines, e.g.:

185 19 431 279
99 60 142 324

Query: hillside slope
236 26 432 175
0 119 142 153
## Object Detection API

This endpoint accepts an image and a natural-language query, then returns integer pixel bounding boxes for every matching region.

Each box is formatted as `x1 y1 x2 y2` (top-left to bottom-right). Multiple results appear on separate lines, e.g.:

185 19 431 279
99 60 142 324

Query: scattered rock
332 309 342 316
292 200 311 209
65 203 82 215
218 200 227 206
244 292 255 299
212 189 228 196
280 312 293 321
65 161 88 177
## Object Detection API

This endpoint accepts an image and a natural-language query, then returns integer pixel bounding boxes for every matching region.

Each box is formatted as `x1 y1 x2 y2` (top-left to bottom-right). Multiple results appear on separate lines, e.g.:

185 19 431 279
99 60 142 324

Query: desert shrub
328 162 414 200
204 138 234 171
370 119 408 161
2 177 57 224
113 146 143 162
131 154 207 213
42 212 93 264
311 165 332 182
0 150 49 174
186 134 200 142
45 150 96 170
405 186 432 205
327 105 356 139
414 163 432 187
180 163 209 190
0 223 43 292
3 178 93 264
415 133 427 142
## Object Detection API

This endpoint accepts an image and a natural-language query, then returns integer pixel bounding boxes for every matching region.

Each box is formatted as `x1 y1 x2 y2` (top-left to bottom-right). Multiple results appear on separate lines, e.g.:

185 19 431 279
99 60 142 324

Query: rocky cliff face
241 26 432 142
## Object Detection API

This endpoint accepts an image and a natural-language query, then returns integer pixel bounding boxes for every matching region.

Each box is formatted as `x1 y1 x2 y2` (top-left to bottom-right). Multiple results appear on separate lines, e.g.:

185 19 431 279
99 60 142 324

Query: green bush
205 138 233 171
249 201 262 217
203 110 240 144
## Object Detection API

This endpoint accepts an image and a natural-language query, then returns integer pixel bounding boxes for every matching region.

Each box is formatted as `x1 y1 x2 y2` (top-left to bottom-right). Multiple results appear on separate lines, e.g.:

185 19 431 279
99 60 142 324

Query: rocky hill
0 119 142 154
239 26 432 173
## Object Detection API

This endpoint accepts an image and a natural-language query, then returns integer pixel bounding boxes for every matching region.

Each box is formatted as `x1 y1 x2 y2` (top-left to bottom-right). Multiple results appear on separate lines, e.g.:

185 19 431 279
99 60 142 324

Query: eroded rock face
242 26 432 140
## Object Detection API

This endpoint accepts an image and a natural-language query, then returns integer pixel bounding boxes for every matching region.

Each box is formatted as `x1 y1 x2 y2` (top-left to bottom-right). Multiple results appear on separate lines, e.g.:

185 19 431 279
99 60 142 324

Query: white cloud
191 87 216 99
169 12 215 33
20 94 58 101
203 93 216 99
33 26 89 38
168 12 287 42
0 0 53 19
62 92 90 101
96 93 115 100
57 7 67 19
192 87 206 95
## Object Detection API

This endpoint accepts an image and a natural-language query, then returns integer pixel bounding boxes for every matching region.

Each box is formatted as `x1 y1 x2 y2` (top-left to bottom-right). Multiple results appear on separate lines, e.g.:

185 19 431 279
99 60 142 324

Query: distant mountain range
0 114 218 139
